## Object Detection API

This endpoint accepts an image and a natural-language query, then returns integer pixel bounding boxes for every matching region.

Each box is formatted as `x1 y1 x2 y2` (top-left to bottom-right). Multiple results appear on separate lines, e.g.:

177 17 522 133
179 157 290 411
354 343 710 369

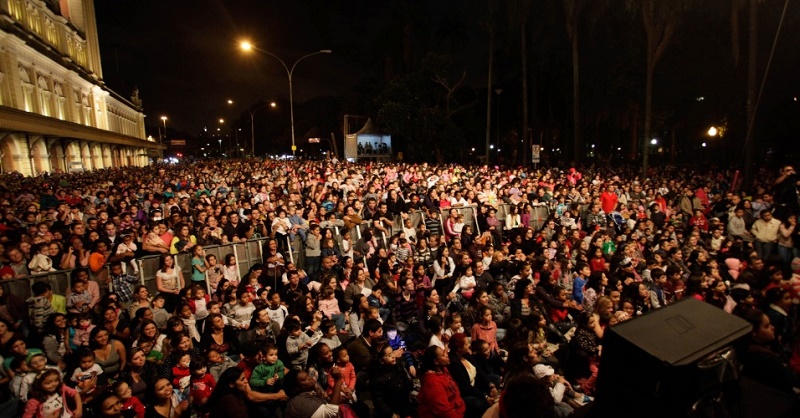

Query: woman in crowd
91 327 127 382
155 254 184 314
370 342 415 418
446 333 493 418
418 345 466 418
41 313 69 370
145 377 189 418
207 367 250 417
117 346 159 403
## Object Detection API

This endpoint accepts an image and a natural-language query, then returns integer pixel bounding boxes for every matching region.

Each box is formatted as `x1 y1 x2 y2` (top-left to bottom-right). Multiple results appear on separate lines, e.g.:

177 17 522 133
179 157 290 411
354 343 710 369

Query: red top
599 191 618 214
418 370 466 418
121 396 145 418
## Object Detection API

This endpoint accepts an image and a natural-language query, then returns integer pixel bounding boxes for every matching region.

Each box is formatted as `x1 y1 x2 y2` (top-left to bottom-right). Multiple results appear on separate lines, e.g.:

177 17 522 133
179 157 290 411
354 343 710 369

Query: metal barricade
528 205 550 231
439 206 478 238
2 239 276 305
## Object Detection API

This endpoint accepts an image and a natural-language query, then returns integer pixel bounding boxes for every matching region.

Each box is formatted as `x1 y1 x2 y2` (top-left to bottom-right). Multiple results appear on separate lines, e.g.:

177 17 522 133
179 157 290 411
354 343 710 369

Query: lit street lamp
707 126 718 137
240 41 332 156
160 116 167 142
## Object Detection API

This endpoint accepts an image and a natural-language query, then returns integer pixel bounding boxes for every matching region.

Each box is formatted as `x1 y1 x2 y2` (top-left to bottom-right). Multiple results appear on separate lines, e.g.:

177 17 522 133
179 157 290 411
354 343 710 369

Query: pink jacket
23 384 78 418
318 297 341 318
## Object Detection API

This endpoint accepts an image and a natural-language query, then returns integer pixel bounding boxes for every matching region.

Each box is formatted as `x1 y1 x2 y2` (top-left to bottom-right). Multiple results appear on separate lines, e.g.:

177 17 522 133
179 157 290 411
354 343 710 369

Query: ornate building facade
0 0 159 176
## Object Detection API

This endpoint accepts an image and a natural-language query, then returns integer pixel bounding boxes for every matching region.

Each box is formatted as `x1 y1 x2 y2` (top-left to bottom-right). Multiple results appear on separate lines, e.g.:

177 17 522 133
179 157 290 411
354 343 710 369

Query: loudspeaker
593 298 751 418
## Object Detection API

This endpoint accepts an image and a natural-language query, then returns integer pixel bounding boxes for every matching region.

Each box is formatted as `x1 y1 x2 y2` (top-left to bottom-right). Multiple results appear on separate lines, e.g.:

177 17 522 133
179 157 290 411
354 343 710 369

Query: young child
27 281 55 333
22 369 81 418
329 347 357 402
222 253 239 288
250 343 287 393
318 320 341 350
191 245 210 285
187 285 210 333
70 348 103 394
453 213 465 237
453 265 477 300
20 352 62 402
318 287 346 331
151 294 169 330
116 232 139 274
471 307 499 354
109 261 139 305
138 338 163 364
444 312 464 339
189 357 216 410
171 351 192 396
206 254 224 294
285 318 322 370
549 286 573 327
384 324 416 374
28 243 56 273
253 287 270 310
470 339 504 388
177 303 201 342
8 357 28 402
205 348 239 382
111 381 145 418
266 291 289 328
67 279 93 314
368 284 391 322
72 313 95 349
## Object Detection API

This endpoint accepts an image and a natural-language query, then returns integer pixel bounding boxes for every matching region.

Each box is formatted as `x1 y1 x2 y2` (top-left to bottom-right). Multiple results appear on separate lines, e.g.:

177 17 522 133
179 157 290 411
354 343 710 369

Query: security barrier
2 238 274 301
439 206 479 238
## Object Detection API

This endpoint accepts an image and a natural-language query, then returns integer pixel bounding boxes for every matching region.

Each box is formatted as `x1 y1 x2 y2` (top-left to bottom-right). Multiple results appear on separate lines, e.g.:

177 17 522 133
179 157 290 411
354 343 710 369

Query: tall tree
564 0 584 163
743 0 759 187
481 0 501 163
630 0 687 178
509 0 535 166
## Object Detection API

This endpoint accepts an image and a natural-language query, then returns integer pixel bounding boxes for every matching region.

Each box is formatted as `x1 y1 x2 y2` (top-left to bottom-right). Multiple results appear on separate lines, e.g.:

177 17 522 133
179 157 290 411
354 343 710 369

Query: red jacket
418 370 466 418
121 396 145 418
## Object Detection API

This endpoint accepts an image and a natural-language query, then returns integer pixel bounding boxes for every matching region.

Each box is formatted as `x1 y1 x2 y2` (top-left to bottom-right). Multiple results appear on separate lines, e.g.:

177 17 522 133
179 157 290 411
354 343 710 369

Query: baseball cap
533 364 555 379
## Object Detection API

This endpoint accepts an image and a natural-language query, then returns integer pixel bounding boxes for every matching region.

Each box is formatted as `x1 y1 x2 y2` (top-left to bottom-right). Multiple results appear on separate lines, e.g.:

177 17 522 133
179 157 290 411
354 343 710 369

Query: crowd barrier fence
2 238 273 301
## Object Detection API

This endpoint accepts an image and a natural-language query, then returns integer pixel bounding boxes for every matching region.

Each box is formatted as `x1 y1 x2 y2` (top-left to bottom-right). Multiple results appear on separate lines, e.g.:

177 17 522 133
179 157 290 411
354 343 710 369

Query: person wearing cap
533 363 584 417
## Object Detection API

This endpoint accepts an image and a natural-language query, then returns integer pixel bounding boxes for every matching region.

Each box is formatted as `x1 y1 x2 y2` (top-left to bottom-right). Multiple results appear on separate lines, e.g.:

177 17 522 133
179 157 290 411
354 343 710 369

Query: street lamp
248 102 277 156
707 126 718 137
240 40 332 156
160 116 167 142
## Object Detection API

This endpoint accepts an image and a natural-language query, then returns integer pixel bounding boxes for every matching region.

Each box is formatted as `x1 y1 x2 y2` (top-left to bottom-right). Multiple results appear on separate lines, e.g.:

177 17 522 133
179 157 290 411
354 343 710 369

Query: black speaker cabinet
593 298 751 418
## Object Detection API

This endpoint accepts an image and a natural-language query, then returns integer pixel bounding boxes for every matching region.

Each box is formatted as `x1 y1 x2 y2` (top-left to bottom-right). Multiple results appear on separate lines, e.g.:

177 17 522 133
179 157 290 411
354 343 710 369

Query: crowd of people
0 158 799 418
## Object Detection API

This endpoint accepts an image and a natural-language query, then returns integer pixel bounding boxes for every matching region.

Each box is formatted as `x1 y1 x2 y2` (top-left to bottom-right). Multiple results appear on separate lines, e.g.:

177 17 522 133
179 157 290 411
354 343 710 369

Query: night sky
94 1 800 160
95 0 485 136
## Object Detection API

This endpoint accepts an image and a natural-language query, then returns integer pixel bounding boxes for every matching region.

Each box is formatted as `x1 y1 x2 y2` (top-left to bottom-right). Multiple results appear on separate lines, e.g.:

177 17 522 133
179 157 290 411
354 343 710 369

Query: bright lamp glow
240 41 252 51
707 127 718 136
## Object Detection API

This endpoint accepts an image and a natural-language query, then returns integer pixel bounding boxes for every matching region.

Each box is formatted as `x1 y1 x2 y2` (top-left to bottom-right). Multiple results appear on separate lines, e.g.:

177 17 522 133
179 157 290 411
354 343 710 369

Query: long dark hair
208 367 245 405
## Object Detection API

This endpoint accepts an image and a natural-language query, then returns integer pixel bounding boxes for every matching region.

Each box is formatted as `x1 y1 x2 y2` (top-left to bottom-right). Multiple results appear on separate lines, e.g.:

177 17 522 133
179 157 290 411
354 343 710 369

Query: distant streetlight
160 116 167 142
219 119 225 124
240 40 332 155
249 102 278 156
227 99 233 104
650 138 658 145
218 139 222 153
707 126 718 136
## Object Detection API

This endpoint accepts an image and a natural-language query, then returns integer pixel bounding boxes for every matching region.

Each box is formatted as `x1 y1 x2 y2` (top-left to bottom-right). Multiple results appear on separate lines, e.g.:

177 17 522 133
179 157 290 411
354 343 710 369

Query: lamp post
240 41 331 156
160 116 167 142
249 101 277 156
